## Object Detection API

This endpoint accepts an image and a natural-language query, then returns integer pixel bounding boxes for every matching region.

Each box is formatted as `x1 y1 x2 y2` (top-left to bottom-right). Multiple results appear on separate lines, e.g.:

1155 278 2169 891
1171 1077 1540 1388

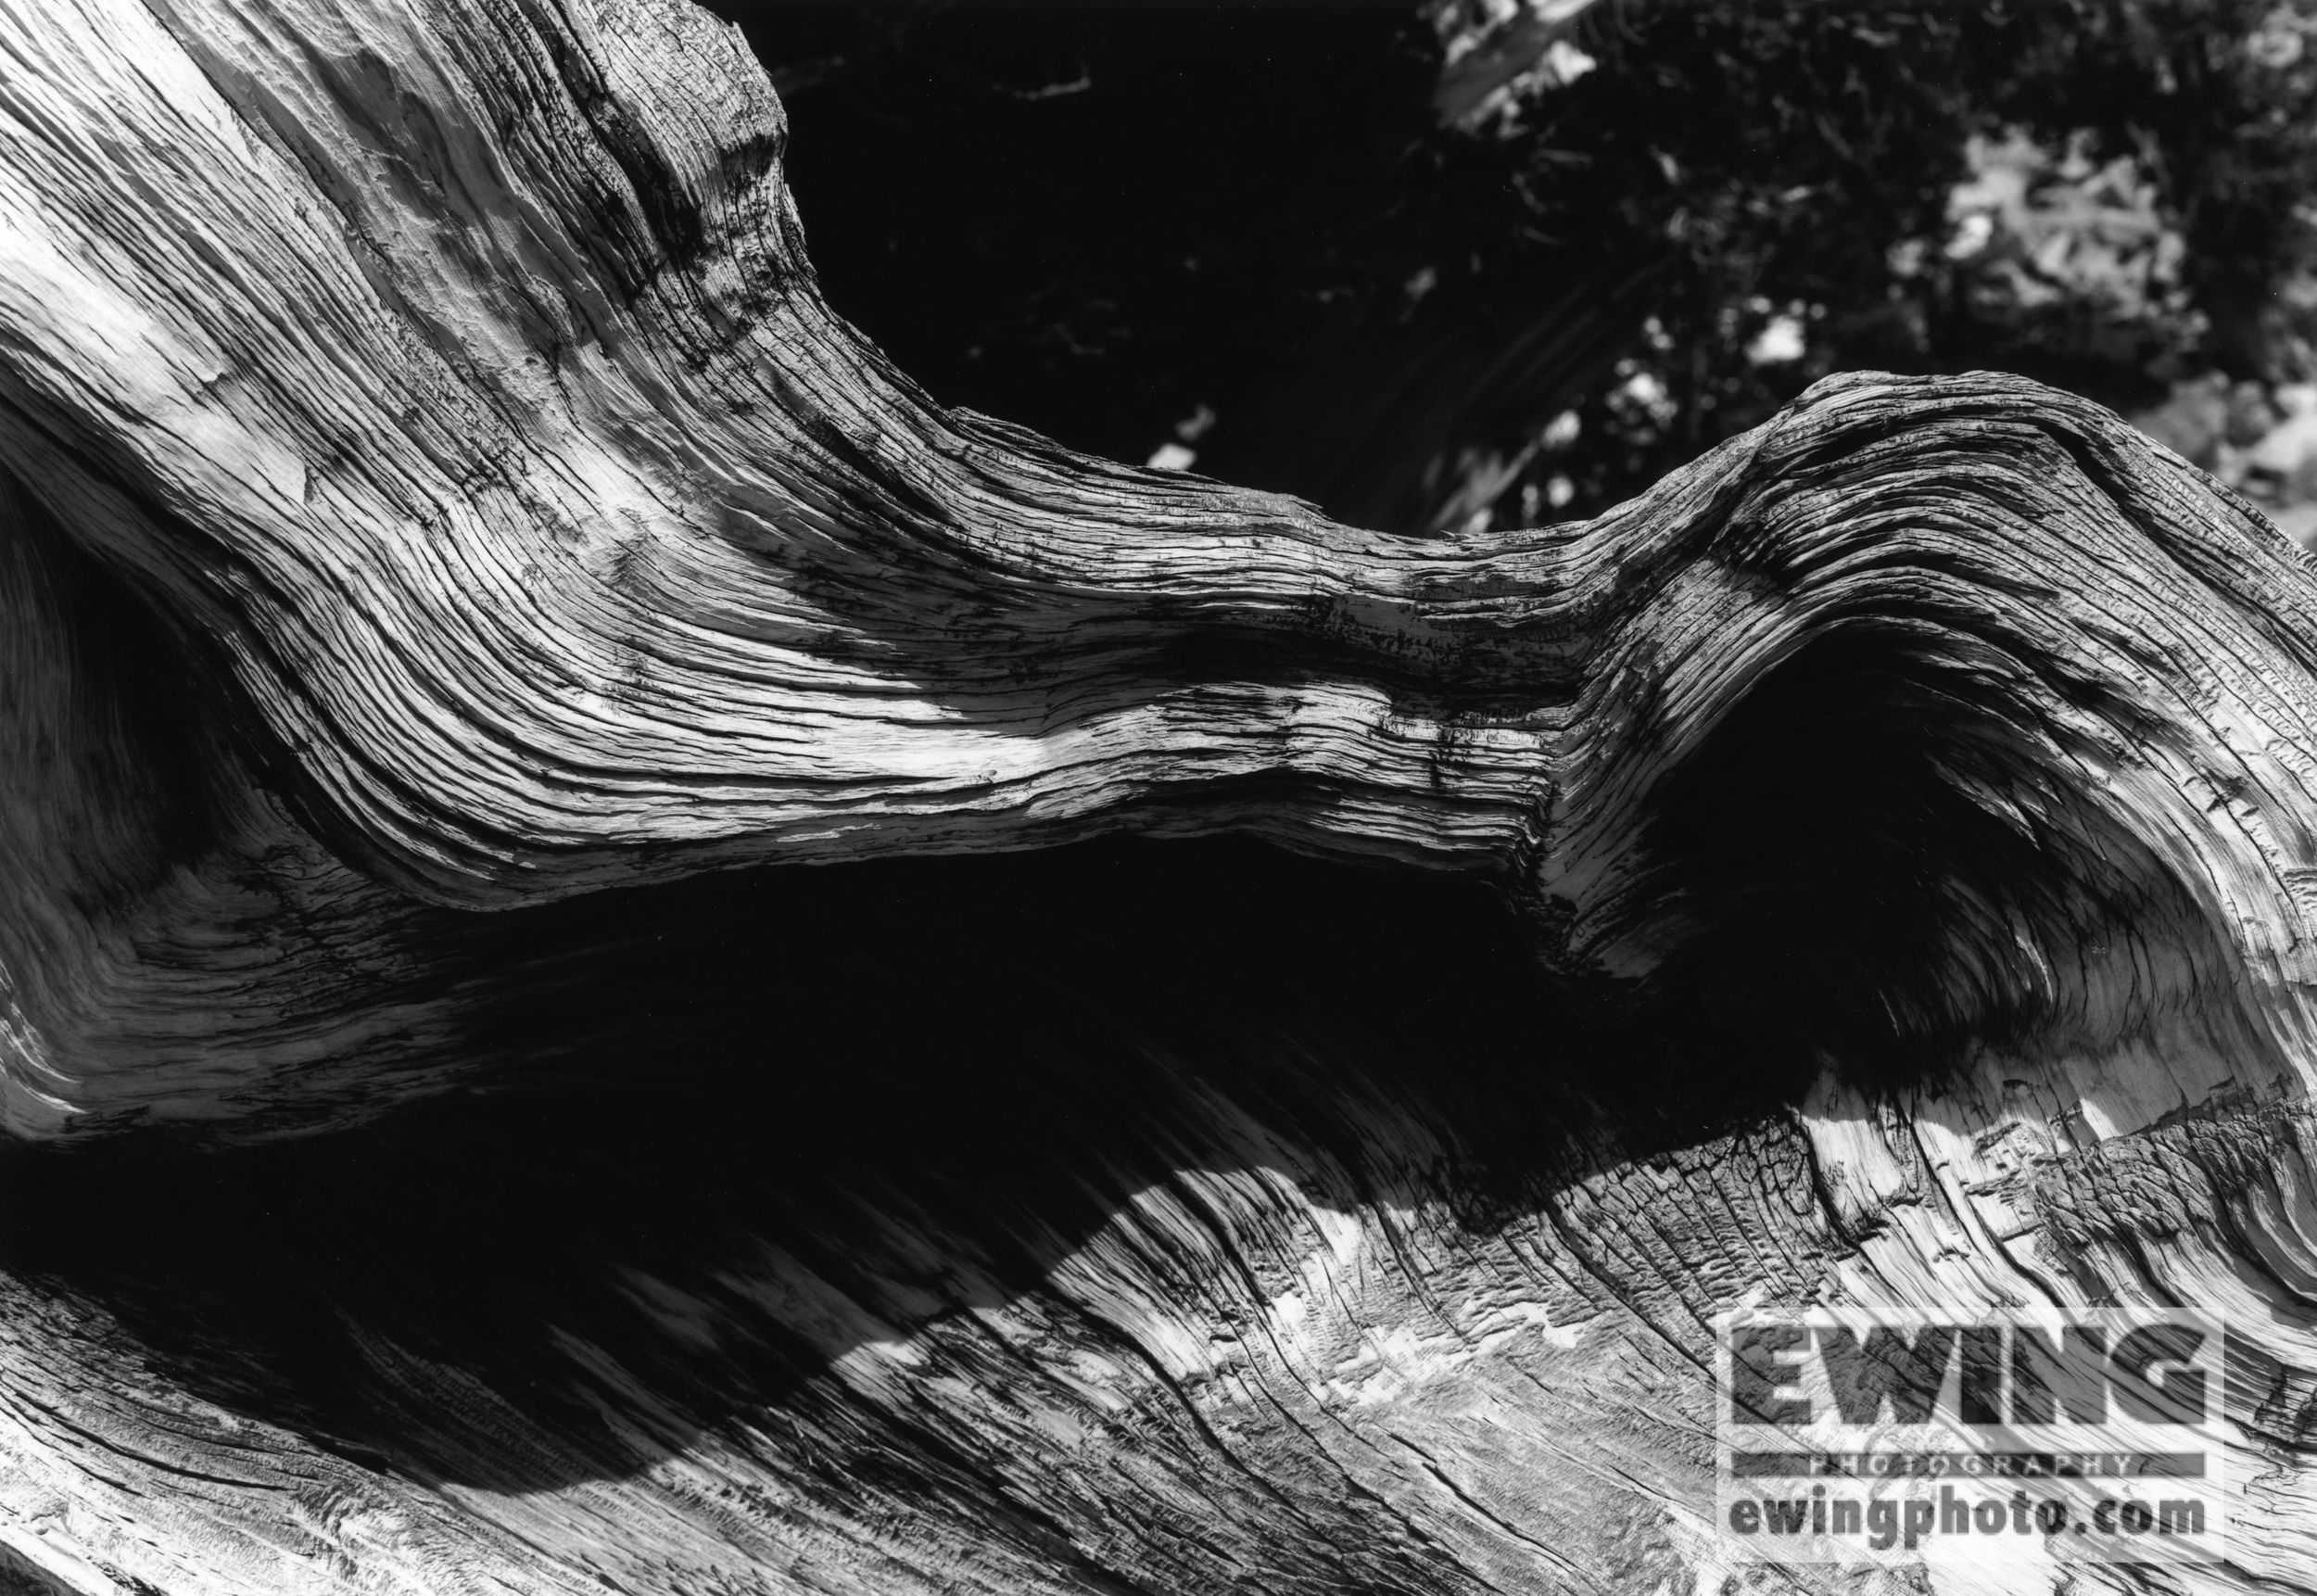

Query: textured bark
3 0 2317 1592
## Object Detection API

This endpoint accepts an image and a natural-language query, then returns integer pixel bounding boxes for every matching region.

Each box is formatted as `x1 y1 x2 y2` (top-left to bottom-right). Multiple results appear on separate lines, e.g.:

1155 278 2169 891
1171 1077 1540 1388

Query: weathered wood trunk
2 1 2316 1592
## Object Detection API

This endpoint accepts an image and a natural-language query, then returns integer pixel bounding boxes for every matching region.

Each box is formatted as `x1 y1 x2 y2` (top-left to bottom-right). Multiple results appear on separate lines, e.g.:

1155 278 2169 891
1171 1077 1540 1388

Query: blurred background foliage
719 0 2317 539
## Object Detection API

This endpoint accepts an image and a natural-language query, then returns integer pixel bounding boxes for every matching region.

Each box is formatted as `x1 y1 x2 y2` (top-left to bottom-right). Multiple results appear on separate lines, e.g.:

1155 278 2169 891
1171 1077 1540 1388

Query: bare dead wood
2 1 2317 1592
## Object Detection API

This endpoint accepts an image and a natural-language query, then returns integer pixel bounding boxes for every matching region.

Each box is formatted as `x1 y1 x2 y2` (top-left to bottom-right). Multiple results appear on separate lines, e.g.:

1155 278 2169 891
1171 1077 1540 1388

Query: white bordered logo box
1714 1309 2231 1570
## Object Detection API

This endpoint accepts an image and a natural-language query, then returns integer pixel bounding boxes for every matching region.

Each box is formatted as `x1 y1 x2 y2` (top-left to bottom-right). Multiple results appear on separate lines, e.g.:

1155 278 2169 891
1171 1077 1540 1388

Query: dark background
715 0 2317 536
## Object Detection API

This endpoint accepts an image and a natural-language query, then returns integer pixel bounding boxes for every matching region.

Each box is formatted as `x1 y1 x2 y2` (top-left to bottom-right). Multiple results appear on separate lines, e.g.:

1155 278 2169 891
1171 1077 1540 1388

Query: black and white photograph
1 0 2315 1590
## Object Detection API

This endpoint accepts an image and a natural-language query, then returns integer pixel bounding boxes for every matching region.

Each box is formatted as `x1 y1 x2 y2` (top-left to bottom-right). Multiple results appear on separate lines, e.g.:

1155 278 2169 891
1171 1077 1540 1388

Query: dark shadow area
1627 623 2234 1093
0 830 1815 1497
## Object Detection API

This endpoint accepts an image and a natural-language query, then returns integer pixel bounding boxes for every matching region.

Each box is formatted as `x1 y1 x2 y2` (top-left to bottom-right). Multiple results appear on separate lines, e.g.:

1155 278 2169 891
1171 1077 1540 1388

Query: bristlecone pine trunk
2 2 2316 1593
